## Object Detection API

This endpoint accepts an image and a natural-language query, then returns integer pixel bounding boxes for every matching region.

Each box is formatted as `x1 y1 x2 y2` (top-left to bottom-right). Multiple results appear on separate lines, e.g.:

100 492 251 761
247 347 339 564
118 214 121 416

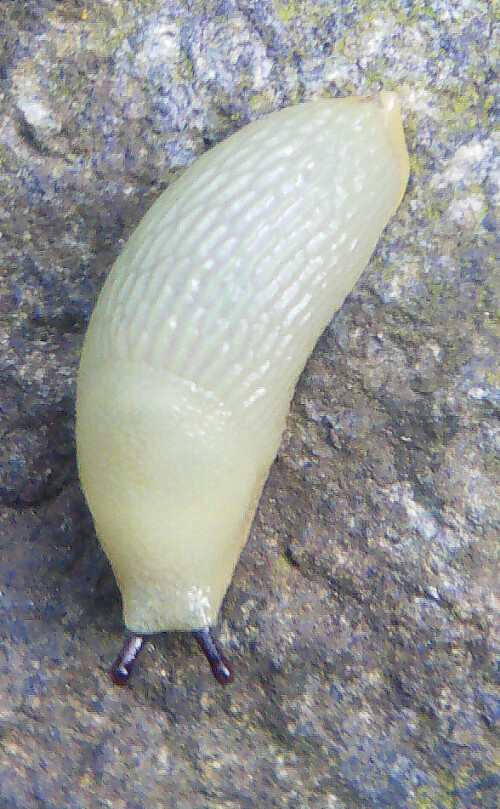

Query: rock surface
0 1 498 808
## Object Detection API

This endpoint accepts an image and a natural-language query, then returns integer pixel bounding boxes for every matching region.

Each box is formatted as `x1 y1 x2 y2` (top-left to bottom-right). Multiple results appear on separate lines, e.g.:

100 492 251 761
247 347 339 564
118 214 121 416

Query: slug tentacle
109 628 233 686
193 627 234 685
76 93 409 680
110 633 145 686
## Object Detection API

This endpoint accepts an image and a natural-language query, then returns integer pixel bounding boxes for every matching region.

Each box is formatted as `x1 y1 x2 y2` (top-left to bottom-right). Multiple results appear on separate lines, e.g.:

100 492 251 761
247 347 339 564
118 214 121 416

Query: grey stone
0 1 498 808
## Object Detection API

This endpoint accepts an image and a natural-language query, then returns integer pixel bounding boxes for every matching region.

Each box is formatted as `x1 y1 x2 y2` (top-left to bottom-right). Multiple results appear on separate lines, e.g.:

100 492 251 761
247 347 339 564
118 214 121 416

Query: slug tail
378 91 411 206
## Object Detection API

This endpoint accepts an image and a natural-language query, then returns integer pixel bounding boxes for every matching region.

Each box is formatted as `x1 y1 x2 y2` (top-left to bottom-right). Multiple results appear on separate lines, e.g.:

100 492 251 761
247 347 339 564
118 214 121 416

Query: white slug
76 92 409 683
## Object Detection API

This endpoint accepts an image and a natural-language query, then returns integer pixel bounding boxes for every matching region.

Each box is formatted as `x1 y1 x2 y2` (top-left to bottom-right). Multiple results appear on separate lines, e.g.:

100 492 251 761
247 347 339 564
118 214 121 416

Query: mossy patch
49 0 162 58
411 759 499 809
275 0 327 26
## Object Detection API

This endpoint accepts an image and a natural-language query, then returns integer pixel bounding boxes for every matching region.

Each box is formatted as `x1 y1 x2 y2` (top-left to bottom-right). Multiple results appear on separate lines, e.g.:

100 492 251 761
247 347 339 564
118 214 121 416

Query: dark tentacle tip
110 627 234 686
193 626 234 685
110 633 145 686
210 657 234 685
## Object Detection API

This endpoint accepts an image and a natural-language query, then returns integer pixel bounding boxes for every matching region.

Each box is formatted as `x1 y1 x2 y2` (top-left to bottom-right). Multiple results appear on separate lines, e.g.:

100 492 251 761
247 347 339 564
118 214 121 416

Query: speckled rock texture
0 1 498 808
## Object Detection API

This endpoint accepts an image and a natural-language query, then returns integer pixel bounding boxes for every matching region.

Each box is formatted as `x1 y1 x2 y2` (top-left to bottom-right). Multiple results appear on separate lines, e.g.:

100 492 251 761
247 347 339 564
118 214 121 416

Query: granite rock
0 1 498 808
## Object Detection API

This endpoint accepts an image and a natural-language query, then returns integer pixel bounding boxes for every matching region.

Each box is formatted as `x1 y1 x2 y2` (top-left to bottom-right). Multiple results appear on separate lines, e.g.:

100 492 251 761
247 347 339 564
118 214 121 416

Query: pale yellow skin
76 92 410 633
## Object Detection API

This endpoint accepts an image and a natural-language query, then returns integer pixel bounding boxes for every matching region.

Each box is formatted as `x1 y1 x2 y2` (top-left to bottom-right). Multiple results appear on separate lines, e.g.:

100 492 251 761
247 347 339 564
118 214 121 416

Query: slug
76 92 410 685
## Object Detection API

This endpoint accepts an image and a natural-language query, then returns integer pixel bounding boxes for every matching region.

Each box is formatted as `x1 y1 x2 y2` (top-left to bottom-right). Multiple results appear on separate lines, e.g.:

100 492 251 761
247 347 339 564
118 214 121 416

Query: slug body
76 93 409 640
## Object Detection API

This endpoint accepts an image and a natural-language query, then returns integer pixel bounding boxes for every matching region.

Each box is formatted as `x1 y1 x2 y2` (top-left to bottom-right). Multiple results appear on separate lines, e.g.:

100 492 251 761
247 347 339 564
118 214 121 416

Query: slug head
76 359 265 634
